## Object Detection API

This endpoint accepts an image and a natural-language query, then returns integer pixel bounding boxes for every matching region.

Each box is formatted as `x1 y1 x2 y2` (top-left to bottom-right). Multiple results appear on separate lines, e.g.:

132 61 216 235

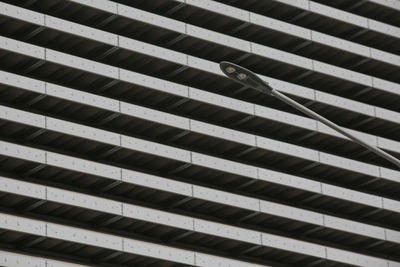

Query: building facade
0 0 399 266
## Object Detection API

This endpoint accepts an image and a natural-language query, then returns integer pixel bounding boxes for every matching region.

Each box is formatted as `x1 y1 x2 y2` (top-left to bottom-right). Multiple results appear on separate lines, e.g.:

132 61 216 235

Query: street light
219 61 400 168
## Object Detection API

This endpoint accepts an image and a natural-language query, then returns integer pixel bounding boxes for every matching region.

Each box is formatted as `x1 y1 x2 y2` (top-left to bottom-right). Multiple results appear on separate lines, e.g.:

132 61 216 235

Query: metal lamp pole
219 61 400 168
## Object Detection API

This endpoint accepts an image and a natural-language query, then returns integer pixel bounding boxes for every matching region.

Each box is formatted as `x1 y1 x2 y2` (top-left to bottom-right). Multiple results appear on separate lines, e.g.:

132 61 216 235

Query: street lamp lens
237 73 247 80
226 66 235 73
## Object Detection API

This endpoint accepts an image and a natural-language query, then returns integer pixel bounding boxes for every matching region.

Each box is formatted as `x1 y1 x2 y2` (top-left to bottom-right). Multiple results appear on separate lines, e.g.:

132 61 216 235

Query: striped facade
0 0 399 266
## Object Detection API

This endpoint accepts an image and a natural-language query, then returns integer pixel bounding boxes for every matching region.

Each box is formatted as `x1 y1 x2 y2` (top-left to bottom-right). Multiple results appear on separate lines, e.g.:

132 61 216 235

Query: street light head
219 61 274 95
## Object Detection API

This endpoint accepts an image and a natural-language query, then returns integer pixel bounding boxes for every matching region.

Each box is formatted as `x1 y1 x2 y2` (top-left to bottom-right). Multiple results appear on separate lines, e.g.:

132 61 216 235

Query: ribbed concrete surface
0 0 399 266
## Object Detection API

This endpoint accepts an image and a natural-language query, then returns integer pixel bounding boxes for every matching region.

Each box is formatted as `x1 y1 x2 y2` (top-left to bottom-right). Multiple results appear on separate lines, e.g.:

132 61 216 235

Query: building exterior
0 0 399 266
